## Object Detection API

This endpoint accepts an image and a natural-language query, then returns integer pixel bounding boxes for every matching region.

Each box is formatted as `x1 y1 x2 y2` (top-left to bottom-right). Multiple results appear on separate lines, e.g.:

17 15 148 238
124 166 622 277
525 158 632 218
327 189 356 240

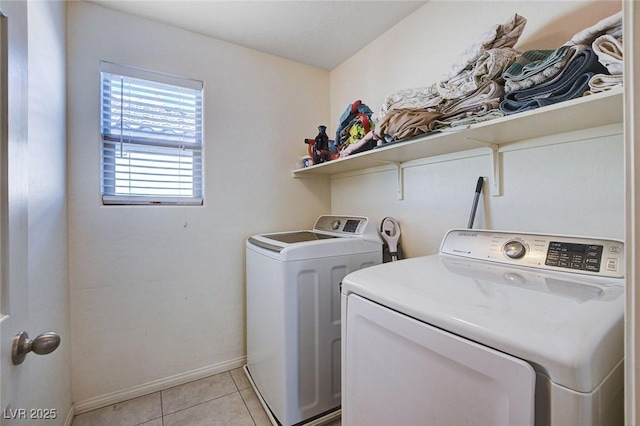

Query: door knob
11 331 60 365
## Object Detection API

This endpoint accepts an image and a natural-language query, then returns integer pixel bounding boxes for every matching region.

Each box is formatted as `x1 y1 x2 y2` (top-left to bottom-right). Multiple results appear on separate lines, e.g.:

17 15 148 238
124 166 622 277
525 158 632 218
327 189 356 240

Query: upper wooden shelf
292 88 623 178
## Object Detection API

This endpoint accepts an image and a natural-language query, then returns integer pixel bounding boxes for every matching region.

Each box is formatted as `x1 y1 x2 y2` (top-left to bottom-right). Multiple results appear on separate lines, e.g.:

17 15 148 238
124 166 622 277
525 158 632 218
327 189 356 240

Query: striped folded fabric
503 46 584 94
502 49 555 80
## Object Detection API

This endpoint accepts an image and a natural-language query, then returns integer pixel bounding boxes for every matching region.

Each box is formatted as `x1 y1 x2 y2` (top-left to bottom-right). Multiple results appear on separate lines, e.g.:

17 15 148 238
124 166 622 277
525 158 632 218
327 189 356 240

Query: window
100 62 203 205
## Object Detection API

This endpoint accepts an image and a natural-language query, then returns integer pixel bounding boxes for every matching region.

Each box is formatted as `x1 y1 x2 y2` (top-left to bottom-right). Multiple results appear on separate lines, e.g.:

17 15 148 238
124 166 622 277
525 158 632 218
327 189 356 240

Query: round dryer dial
503 240 527 259
331 219 341 230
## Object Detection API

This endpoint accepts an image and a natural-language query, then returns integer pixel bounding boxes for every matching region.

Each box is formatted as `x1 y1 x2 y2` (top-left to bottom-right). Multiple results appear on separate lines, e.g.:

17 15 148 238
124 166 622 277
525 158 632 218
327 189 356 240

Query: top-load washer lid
341 229 625 394
255 231 337 245
247 215 382 261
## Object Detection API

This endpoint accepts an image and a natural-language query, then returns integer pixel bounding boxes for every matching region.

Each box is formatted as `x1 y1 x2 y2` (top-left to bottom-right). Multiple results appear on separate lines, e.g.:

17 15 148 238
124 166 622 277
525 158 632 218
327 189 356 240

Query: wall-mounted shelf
293 89 623 197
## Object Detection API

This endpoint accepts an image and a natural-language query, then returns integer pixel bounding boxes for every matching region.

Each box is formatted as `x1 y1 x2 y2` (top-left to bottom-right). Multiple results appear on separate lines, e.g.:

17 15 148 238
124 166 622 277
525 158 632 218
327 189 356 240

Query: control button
606 258 618 271
504 240 526 259
331 219 341 230
609 246 621 254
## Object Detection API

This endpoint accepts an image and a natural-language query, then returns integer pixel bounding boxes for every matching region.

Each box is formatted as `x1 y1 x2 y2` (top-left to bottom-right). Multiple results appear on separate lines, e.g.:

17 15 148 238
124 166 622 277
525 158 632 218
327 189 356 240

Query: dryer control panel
441 229 624 278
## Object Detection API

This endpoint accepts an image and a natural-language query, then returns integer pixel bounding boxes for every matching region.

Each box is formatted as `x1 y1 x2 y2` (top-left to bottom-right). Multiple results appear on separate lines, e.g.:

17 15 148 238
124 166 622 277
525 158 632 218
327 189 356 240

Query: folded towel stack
500 11 622 115
372 13 526 140
342 10 624 156
500 47 608 114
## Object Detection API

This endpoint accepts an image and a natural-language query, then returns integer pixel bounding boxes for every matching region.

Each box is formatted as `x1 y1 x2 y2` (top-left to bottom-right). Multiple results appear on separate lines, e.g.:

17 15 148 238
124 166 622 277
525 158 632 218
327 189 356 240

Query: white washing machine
245 215 382 426
341 229 625 426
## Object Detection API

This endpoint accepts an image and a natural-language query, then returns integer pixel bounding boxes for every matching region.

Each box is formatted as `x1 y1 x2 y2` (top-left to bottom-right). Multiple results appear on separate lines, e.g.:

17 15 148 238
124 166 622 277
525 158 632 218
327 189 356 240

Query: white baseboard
72 356 246 415
63 404 75 426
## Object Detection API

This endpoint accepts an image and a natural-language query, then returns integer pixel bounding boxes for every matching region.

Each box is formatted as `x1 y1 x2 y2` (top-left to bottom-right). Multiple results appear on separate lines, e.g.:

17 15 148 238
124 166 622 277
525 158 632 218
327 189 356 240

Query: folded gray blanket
499 48 608 115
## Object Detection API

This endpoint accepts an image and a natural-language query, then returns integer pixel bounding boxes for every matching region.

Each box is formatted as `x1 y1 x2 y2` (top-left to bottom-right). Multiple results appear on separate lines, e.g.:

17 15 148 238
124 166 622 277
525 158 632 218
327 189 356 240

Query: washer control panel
314 215 367 235
441 229 624 278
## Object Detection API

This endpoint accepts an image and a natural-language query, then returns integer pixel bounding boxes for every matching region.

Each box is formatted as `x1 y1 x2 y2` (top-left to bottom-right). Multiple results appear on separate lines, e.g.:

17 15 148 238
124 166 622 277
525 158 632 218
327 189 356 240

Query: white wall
67 2 331 406
330 0 624 257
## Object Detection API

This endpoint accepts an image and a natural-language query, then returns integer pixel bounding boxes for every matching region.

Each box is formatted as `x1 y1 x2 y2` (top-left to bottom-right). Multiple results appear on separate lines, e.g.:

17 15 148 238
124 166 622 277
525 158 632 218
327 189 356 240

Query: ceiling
85 0 428 70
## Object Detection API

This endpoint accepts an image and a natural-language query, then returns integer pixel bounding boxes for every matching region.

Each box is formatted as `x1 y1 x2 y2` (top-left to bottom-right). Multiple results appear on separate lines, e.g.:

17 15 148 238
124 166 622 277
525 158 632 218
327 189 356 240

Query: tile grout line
230 369 261 425
117 392 165 426
160 391 165 426
76 371 253 426
238 389 259 426
159 371 238 418
160 389 241 418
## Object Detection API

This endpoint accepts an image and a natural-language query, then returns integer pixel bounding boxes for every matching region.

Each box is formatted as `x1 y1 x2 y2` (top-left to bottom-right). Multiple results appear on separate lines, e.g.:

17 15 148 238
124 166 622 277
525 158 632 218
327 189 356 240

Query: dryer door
343 294 535 426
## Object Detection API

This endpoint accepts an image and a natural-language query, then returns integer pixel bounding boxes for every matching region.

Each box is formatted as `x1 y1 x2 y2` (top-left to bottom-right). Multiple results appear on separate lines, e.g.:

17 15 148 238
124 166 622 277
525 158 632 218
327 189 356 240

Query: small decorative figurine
313 125 331 164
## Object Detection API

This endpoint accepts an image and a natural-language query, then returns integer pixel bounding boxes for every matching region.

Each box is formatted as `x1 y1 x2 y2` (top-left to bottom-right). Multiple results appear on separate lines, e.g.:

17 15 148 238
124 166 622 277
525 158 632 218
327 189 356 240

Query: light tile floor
72 368 279 426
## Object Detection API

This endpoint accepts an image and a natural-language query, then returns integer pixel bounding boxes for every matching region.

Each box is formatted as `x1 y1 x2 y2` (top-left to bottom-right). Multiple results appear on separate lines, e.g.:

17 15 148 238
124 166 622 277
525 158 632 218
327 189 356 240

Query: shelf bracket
372 160 404 200
465 138 502 196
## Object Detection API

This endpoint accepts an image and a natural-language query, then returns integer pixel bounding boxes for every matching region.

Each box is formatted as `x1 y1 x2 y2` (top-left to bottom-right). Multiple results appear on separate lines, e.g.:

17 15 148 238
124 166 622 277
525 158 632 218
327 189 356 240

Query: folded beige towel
377 109 443 141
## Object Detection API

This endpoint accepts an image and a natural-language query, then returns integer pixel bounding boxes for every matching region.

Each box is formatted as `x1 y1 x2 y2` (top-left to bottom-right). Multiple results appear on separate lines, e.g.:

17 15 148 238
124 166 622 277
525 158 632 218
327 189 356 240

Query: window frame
100 61 204 206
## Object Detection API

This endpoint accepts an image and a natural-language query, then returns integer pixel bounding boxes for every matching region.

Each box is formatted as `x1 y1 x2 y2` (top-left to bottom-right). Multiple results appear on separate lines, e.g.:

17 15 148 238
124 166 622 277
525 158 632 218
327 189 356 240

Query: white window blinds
100 62 204 205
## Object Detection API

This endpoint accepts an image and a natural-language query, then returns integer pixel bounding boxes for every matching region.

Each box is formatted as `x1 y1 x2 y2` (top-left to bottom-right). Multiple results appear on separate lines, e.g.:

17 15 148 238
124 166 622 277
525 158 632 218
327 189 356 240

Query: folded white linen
566 11 622 46
440 81 504 115
440 14 527 83
592 34 623 75
587 74 623 94
437 48 519 100
371 84 442 123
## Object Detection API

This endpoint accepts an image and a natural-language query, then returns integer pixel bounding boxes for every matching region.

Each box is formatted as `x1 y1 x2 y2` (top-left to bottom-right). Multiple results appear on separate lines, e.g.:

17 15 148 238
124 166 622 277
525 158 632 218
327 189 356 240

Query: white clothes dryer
246 215 382 426
341 229 624 426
